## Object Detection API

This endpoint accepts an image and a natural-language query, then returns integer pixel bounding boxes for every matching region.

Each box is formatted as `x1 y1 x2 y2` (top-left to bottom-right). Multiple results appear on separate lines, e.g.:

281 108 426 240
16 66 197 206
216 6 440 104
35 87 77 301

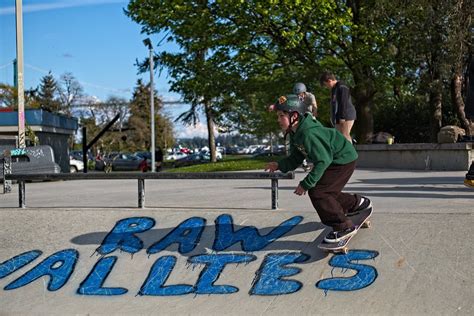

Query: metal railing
3 171 295 209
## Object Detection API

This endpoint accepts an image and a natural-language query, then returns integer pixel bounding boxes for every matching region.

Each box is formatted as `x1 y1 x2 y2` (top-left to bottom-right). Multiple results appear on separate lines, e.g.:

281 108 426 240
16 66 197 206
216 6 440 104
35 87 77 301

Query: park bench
3 171 294 210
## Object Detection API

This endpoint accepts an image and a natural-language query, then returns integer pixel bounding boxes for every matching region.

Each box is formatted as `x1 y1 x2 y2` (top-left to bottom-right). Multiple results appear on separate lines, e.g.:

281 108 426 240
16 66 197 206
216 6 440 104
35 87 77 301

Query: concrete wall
355 143 473 170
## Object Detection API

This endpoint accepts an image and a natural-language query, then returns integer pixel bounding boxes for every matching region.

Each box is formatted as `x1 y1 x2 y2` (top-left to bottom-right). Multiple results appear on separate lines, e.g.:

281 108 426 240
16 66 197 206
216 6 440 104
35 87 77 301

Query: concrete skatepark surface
0 169 472 315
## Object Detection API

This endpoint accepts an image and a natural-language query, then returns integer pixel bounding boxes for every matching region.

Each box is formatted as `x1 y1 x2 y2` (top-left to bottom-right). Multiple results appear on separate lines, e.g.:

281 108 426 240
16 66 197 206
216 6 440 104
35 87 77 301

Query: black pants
308 161 361 231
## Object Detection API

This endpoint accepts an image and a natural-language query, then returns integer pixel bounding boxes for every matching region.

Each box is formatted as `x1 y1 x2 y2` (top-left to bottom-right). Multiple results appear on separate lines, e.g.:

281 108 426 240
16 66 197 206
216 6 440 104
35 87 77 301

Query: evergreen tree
38 72 60 112
127 79 175 151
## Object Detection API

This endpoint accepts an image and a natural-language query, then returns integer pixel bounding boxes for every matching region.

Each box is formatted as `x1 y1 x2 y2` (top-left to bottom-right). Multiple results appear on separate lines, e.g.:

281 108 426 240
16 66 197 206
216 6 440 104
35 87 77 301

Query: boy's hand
268 104 275 112
264 162 279 172
294 184 307 196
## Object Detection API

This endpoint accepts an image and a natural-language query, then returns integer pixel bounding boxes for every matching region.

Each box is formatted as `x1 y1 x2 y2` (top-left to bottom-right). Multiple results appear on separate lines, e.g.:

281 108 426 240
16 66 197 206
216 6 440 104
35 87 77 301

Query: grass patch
165 155 277 173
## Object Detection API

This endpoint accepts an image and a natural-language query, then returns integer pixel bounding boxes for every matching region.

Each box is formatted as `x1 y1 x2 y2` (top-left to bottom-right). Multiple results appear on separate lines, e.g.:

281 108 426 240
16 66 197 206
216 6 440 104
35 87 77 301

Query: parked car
70 150 94 162
172 151 224 168
252 150 286 158
199 150 223 160
245 145 265 154
165 152 188 161
0 145 61 180
95 153 148 172
172 152 210 168
69 158 84 173
180 147 192 154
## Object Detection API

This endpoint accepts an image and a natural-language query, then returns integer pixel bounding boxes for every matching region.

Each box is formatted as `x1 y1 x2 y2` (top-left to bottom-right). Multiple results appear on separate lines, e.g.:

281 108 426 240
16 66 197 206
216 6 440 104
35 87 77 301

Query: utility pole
143 38 155 172
15 0 25 148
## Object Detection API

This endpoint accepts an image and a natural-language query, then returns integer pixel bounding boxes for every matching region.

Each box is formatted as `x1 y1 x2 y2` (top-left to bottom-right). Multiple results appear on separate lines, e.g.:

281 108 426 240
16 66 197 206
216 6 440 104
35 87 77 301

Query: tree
127 79 175 152
58 72 83 115
126 0 472 144
100 96 130 130
0 83 41 110
213 0 397 142
448 0 473 135
384 0 473 140
0 83 16 108
127 0 245 161
37 72 60 112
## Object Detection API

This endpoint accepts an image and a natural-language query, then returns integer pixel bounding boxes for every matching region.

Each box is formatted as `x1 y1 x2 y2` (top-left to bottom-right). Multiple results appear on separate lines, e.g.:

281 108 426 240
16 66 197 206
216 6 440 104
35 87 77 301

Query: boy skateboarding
265 94 372 243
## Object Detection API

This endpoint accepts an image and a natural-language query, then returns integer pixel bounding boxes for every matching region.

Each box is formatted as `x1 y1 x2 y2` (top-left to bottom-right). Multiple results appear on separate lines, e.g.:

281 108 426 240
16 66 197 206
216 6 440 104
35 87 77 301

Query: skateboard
317 207 373 254
464 171 474 188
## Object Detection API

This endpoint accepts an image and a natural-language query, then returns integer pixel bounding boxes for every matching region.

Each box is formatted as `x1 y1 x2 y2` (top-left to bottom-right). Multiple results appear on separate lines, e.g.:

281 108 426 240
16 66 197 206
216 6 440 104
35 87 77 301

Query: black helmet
274 95 306 115
293 82 307 94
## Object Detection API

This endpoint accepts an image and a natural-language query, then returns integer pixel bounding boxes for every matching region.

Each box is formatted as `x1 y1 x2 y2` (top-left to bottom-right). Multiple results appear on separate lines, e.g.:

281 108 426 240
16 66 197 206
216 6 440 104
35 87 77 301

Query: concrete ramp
0 169 472 315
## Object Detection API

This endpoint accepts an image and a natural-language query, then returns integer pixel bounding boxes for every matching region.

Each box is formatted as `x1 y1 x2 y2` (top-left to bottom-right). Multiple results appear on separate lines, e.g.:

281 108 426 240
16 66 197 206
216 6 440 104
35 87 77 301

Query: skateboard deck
317 207 373 254
465 173 474 188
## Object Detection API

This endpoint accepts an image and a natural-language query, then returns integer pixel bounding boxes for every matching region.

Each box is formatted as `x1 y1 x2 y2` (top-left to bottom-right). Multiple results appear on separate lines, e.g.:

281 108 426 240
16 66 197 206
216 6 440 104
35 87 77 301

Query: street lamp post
15 0 25 148
143 38 155 172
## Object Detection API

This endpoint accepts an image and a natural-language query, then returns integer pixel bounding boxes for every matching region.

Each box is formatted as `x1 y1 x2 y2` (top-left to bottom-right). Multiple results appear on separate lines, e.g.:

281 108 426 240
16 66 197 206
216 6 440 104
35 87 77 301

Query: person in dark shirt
319 71 357 142
155 147 163 171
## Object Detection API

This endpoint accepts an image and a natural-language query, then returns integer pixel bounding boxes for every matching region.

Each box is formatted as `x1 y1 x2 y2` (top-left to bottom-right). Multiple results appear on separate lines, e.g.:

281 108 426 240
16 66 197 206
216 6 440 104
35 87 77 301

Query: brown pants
308 160 361 231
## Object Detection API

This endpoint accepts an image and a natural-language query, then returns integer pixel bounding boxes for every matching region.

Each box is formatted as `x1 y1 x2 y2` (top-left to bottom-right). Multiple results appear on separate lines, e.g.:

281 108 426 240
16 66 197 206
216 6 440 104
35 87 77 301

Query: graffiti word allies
0 215 379 296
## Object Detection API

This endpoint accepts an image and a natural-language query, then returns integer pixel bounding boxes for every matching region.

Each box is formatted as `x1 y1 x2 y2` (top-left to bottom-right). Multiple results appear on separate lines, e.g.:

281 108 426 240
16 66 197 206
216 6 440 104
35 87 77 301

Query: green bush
87 160 96 170
374 97 431 143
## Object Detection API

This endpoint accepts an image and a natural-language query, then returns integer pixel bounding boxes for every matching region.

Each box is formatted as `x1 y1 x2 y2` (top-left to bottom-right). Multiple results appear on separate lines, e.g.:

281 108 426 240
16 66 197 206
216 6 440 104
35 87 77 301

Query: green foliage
0 83 16 108
38 72 60 112
0 83 40 109
25 125 39 145
126 0 473 143
127 79 175 151
87 160 96 171
374 96 430 143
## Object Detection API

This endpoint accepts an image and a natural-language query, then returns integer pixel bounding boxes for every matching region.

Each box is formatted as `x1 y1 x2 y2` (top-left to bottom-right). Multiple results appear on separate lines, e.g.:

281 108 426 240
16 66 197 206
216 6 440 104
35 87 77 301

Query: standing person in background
319 71 356 142
155 147 163 172
293 82 318 117
464 58 474 188
293 83 318 171
268 82 318 117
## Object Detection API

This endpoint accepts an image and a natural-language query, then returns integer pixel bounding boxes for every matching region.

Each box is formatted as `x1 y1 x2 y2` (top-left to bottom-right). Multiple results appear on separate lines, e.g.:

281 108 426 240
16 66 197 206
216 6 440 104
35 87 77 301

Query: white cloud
176 121 220 139
0 0 127 15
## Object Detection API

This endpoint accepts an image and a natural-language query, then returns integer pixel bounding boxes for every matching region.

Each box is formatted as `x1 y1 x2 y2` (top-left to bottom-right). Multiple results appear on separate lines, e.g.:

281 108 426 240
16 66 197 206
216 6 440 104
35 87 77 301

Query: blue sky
0 0 208 138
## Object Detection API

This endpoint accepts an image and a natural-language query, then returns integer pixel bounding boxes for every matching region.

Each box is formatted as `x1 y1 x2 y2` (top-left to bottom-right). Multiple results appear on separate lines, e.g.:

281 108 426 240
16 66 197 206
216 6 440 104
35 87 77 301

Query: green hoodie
278 114 358 190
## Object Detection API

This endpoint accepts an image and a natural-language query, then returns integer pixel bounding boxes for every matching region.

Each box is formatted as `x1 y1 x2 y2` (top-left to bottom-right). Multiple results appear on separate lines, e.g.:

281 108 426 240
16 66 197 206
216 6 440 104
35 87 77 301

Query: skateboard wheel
362 221 371 228
342 247 348 254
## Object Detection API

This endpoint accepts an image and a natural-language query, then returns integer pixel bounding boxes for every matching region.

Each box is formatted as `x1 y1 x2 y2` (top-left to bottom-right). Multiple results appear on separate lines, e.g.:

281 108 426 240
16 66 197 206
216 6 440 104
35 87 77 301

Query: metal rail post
3 154 12 193
138 179 145 208
18 180 25 208
271 179 278 210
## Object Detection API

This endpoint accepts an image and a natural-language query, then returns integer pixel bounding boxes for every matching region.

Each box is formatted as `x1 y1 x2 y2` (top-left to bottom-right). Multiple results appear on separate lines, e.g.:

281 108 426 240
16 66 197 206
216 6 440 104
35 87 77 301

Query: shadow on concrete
240 186 472 199
242 185 471 192
238 175 471 199
356 176 464 185
344 192 473 199
70 221 329 263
